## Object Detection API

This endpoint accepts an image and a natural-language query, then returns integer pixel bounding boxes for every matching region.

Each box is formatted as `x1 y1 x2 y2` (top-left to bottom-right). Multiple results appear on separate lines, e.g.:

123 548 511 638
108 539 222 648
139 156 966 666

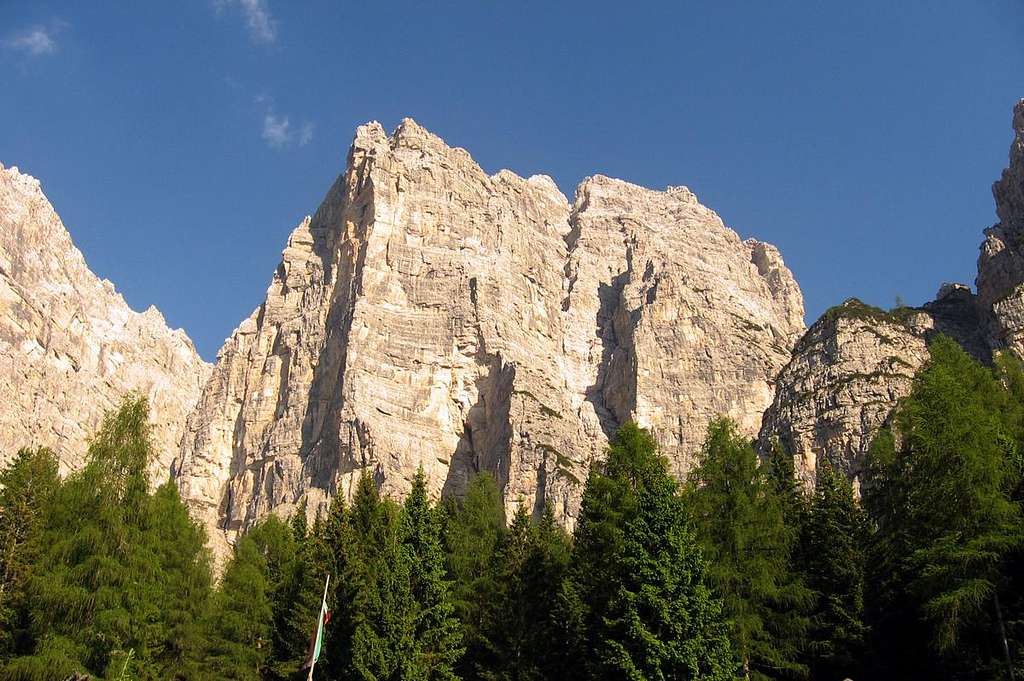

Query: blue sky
2 2 1022 360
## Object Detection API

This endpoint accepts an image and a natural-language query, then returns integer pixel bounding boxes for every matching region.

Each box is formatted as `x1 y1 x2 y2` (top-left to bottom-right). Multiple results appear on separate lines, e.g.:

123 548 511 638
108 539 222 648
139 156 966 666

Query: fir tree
802 461 868 680
0 447 59 662
686 417 811 680
764 439 808 538
145 482 213 677
400 468 463 681
561 423 734 681
205 533 274 680
444 472 506 680
518 503 571 680
476 504 532 681
272 501 327 679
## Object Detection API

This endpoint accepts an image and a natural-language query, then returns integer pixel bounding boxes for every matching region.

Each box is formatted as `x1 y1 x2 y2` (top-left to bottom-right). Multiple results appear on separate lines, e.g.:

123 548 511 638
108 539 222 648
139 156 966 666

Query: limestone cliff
0 164 210 480
760 98 1024 487
173 119 805 555
978 99 1024 353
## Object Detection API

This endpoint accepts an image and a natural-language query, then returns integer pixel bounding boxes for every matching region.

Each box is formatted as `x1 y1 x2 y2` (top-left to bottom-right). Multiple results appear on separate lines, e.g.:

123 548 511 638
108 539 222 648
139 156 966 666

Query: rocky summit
3 99 1023 563
759 98 1024 488
172 118 805 557
0 164 210 481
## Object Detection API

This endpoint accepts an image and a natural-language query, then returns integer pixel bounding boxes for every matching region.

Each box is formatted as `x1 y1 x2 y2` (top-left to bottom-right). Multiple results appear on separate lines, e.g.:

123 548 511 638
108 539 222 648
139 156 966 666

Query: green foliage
205 532 274 679
865 335 1024 678
444 472 506 679
686 418 811 680
401 468 463 680
802 462 868 680
561 423 734 681
0 396 213 680
0 447 59 661
7 336 1024 680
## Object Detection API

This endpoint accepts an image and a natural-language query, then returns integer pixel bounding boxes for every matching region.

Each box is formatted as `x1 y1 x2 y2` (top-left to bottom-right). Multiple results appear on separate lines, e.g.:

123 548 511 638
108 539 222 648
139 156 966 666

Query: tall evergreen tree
561 423 734 681
271 501 327 680
145 482 213 677
518 503 571 680
444 472 506 680
0 447 59 662
686 418 811 680
1 397 212 681
400 468 463 681
764 439 808 539
865 336 1024 678
205 532 274 680
802 461 868 680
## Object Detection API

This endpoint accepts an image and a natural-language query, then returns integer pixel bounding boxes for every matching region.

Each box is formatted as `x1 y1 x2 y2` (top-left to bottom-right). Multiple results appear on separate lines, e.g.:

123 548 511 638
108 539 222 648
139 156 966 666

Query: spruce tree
519 504 571 680
444 472 506 679
205 533 274 680
561 423 734 681
144 482 213 677
803 461 868 680
400 468 463 681
0 447 59 662
243 514 300 681
765 439 808 539
272 502 327 679
476 504 532 681
686 417 811 680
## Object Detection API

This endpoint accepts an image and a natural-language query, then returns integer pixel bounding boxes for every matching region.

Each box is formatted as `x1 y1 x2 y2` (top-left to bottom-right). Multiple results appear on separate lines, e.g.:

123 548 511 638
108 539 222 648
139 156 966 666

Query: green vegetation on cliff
2 342 1024 680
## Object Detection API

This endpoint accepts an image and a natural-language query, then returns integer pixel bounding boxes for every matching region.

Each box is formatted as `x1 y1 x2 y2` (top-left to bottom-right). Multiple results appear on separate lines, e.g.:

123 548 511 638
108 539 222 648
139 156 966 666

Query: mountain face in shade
0 164 210 481
759 99 1024 488
171 119 805 558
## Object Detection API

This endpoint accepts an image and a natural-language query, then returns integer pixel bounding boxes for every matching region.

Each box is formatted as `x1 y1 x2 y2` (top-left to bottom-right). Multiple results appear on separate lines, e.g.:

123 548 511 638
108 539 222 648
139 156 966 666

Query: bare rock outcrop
0 164 210 479
760 99 1024 487
174 119 805 557
978 99 1024 353
758 299 930 487
758 285 989 488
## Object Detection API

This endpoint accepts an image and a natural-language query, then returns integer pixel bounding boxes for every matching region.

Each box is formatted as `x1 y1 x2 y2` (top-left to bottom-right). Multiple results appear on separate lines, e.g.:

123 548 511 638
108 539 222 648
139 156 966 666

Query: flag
302 574 331 671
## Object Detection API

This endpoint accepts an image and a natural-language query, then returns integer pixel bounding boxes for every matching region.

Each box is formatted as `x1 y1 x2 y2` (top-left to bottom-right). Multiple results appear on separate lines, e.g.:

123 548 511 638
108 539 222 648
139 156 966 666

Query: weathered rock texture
761 98 1024 487
756 288 985 487
0 164 210 480
978 99 1024 353
174 119 805 555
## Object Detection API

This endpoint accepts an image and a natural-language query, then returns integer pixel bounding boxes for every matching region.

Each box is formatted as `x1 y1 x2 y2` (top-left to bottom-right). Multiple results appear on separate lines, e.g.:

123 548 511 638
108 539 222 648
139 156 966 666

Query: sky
1 1 1023 361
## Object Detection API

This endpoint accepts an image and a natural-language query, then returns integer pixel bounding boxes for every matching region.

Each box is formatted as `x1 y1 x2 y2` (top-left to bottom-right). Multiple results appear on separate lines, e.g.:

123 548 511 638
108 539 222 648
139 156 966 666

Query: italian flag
302 574 331 678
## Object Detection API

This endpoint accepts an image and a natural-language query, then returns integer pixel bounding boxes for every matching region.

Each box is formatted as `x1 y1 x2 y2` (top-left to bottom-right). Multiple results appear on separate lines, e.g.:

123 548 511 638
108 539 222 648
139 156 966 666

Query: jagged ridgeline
171 118 805 559
1 99 1023 568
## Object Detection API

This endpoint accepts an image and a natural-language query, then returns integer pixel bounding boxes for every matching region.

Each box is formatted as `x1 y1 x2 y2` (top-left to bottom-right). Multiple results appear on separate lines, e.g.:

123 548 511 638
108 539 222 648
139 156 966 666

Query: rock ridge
173 118 805 558
0 163 211 480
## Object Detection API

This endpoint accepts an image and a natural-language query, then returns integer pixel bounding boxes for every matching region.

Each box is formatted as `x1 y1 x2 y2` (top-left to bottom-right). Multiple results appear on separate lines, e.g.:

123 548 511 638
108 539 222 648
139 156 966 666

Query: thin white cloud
260 103 314 149
262 112 292 148
216 0 277 44
4 26 58 56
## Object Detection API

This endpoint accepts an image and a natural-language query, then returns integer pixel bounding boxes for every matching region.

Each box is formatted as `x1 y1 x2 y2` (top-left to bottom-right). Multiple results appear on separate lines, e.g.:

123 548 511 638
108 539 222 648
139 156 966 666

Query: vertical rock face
758 300 928 487
174 119 805 556
758 285 990 487
0 164 210 480
978 99 1024 353
761 98 1024 486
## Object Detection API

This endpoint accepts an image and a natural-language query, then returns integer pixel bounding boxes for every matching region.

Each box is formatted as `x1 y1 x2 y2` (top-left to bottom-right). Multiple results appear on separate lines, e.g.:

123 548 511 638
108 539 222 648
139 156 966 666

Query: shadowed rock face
760 98 1024 488
173 118 805 559
979 99 1024 353
0 164 210 481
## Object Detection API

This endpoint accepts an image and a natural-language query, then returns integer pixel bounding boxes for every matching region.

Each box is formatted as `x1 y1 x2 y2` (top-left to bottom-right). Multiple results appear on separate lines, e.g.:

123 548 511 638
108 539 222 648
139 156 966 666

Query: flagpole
307 573 331 681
